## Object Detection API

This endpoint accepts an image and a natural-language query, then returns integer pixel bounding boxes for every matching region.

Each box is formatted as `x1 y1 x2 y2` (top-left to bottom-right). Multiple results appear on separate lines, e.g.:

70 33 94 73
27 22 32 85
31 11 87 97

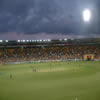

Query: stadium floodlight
5 40 8 42
0 40 3 42
32 40 34 42
36 40 38 42
40 40 42 42
26 40 29 42
22 40 25 42
83 9 91 22
48 39 51 42
59 39 62 41
64 38 67 41
17 40 20 42
43 40 46 42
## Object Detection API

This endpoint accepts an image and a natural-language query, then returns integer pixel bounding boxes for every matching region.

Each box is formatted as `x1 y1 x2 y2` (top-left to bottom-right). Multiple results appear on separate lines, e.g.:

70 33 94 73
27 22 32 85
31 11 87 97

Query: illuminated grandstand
0 38 100 64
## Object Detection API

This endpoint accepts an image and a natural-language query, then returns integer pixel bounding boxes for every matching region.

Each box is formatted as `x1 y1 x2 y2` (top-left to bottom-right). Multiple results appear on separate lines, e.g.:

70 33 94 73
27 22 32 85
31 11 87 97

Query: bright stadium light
22 40 25 42
37 40 39 42
40 40 42 42
0 40 3 42
59 39 62 41
27 40 29 42
83 9 91 22
64 38 67 41
5 40 8 42
48 39 51 42
17 40 20 42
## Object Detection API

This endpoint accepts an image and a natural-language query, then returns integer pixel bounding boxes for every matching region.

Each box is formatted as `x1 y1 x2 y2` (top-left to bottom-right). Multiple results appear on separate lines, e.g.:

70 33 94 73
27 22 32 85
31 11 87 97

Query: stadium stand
0 38 100 64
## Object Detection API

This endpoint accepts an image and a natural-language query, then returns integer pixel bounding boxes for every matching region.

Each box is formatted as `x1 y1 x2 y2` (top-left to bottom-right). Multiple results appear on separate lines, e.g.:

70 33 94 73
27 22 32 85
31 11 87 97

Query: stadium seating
0 44 100 63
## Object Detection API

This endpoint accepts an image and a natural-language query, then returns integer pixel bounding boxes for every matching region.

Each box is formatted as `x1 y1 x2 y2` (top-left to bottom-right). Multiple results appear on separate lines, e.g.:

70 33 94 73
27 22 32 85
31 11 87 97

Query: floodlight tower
83 9 91 36
83 9 91 22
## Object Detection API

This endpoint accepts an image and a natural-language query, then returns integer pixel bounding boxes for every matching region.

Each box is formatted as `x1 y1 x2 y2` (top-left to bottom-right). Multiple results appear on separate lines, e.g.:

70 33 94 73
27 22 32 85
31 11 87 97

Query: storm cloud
0 0 100 39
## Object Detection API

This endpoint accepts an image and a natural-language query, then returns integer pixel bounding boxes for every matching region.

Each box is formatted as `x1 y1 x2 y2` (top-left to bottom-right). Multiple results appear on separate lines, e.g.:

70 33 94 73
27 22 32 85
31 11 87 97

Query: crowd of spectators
0 45 100 63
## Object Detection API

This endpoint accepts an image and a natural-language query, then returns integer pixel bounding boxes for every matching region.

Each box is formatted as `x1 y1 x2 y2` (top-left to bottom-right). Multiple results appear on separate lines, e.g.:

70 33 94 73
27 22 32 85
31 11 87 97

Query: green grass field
0 61 100 100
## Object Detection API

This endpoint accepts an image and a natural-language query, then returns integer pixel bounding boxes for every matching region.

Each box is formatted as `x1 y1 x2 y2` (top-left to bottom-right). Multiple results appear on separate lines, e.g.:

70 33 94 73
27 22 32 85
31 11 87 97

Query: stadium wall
5 59 100 65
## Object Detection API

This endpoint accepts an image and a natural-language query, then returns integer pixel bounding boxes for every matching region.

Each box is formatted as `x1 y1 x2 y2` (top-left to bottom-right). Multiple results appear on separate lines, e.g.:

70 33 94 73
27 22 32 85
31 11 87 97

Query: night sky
0 0 100 40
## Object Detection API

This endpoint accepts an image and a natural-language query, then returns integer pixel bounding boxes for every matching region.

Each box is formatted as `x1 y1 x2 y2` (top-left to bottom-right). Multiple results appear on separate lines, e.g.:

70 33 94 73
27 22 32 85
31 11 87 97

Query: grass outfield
0 61 100 100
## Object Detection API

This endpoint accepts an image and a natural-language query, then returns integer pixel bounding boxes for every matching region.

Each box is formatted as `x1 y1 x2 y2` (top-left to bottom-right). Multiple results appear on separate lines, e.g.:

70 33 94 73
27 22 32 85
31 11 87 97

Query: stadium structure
0 38 100 65
0 38 100 100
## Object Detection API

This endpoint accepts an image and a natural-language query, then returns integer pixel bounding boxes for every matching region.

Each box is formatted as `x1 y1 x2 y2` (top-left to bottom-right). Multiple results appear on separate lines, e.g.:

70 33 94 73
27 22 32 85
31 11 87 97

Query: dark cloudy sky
0 0 100 40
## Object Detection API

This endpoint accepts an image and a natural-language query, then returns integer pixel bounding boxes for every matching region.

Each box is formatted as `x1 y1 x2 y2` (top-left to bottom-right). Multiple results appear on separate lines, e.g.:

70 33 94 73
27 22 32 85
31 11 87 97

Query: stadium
0 38 100 100
0 38 100 63
1 0 100 100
